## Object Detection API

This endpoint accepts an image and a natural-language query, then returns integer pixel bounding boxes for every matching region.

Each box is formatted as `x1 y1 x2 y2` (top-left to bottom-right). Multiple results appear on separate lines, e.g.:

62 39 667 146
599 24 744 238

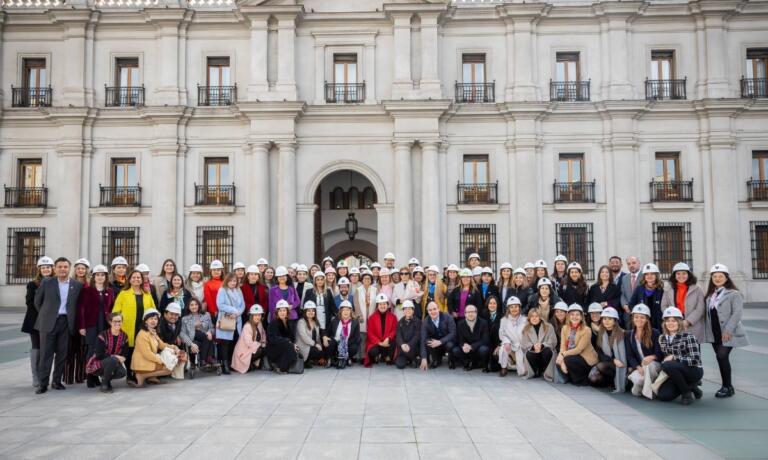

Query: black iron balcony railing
455 82 495 103
741 77 767 99
198 84 237 106
645 78 687 100
457 182 498 204
4 186 48 208
747 179 768 201
650 179 694 202
553 180 596 203
550 80 590 102
325 82 365 103
11 86 52 108
105 85 145 107
99 185 142 207
194 183 236 206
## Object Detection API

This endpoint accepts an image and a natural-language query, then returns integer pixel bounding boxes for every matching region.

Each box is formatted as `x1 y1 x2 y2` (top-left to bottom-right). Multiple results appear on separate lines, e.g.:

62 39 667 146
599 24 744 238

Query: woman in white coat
355 272 378 350
498 296 528 377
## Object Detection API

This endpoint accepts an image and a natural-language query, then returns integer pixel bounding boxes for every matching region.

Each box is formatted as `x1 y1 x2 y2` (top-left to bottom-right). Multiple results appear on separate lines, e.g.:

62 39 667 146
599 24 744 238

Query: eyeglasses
400 272 410 276
112 320 123 323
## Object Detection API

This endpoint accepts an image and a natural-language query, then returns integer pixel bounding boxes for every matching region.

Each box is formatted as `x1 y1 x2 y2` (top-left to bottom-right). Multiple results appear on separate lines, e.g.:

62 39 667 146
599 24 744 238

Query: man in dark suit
34 257 82 394
452 305 490 371
620 256 642 329
420 301 456 370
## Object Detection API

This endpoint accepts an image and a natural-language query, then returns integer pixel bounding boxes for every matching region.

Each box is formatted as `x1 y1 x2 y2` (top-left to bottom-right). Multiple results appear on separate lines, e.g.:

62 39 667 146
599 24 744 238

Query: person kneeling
296 301 329 369
395 301 421 369
232 305 267 373
656 307 703 405
589 307 627 392
129 309 180 388
90 312 128 393
325 301 360 369
520 308 557 380
625 304 662 399
364 294 398 367
499 297 527 376
266 300 300 374
555 304 598 386
452 305 490 371
419 301 456 370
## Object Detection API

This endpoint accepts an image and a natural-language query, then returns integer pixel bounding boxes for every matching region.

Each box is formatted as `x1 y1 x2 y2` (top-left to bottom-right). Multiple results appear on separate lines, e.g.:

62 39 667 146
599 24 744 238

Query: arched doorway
314 170 378 264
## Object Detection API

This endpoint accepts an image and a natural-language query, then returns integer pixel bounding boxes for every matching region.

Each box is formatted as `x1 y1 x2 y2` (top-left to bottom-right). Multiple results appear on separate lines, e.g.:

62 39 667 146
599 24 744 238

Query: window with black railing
553 180 595 203
6 228 45 284
455 82 495 103
102 227 139 268
750 221 768 279
194 183 236 206
650 179 694 202
653 222 692 278
741 77 767 98
457 181 498 204
105 85 144 107
325 82 365 103
747 179 768 201
645 78 687 100
11 86 52 108
460 224 497 272
550 80 590 102
99 184 141 207
198 84 237 106
4 186 47 208
556 223 594 279
197 226 233 276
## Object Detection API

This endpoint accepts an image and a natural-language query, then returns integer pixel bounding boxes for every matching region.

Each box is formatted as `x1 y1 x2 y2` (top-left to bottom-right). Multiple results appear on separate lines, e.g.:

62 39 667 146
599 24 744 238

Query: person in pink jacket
231 305 267 374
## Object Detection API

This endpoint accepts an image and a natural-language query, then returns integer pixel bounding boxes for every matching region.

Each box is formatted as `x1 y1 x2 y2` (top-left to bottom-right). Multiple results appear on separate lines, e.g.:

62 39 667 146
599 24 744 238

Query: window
330 187 346 210
6 228 45 284
746 48 768 80
653 222 692 277
556 52 580 82
463 155 489 184
116 58 139 89
18 159 43 188
205 157 229 187
462 54 486 84
558 153 584 183
651 50 675 80
362 186 377 209
556 223 594 279
334 54 357 85
655 152 680 182
460 224 497 271
348 187 359 210
197 226 233 276
23 58 46 88
751 221 768 279
102 227 139 268
753 151 768 181
207 57 231 87
111 158 137 187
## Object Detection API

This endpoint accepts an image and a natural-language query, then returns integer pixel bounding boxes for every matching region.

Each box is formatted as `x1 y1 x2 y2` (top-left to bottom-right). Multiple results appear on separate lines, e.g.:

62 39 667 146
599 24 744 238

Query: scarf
466 317 477 332
599 328 627 392
143 280 152 293
709 287 724 311
567 323 579 349
675 283 688 314
341 318 351 338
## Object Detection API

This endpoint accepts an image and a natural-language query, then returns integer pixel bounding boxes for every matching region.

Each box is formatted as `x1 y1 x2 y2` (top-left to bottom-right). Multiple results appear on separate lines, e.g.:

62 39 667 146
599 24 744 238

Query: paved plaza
0 308 766 460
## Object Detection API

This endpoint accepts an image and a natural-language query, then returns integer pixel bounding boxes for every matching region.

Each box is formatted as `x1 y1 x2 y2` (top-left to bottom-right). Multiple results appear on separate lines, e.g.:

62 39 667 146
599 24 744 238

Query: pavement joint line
743 326 768 335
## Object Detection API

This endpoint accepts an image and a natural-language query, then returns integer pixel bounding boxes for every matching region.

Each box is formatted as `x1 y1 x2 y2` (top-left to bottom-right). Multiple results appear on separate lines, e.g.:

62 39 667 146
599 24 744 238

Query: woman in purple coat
268 266 301 322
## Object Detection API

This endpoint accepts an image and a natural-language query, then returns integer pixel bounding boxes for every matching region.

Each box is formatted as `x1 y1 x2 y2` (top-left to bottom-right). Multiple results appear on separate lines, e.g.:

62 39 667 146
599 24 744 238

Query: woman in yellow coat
421 266 447 319
112 270 156 381
129 308 175 387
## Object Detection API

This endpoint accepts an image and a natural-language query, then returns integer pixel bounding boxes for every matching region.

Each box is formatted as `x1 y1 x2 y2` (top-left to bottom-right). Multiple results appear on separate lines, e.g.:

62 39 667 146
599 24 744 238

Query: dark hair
484 295 500 313
303 308 320 329
705 273 738 299
596 265 615 286
122 270 148 292
54 257 70 266
157 259 178 277
609 256 622 263
109 312 123 321
34 265 51 285
668 269 698 289
169 273 186 291
188 297 203 313
141 312 159 331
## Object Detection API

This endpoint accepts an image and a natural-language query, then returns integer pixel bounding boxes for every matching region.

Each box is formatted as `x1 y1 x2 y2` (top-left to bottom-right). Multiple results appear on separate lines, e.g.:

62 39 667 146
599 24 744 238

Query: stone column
84 18 96 107
0 13 5 110
248 142 271 260
419 14 441 98
155 22 180 106
707 119 740 272
438 140 449 265
393 140 414 260
62 23 87 107
276 142 297 265
364 43 376 104
421 140 441 267
703 14 729 98
511 18 537 101
151 147 178 263
607 123 640 258
296 204 316 264
314 43 325 104
391 14 412 98
607 16 632 100
511 118 540 262
56 145 84 260
276 15 297 100
248 16 269 100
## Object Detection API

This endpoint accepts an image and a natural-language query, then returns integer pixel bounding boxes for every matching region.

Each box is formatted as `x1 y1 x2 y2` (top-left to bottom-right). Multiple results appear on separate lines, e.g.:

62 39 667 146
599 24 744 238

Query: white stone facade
0 0 767 306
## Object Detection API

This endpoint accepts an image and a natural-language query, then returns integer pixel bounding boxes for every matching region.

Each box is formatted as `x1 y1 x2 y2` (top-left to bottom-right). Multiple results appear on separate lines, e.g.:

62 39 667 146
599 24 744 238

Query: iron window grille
652 222 692 278
555 223 595 279
102 227 140 268
6 228 45 284
751 221 768 280
459 224 497 272
196 226 234 276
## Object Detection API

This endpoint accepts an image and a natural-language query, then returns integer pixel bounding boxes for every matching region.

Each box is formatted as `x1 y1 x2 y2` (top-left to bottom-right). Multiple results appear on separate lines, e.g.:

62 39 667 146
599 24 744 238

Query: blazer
131 329 168 372
241 282 269 323
661 284 705 342
295 281 313 304
420 312 456 357
620 270 643 307
481 309 503 349
112 289 156 347
558 282 588 307
396 316 421 353
327 317 361 352
704 288 749 347
420 280 447 318
179 313 214 347
295 319 322 363
158 317 182 346
268 285 301 322
586 283 622 309
355 285 378 331
303 288 337 330
456 317 490 350
77 285 115 330
446 287 484 318
520 322 558 381
22 279 43 334
625 328 662 370
158 289 193 315
559 325 599 366
497 284 532 308
153 275 173 300
478 284 500 309
215 288 245 340
34 277 83 335
629 285 664 330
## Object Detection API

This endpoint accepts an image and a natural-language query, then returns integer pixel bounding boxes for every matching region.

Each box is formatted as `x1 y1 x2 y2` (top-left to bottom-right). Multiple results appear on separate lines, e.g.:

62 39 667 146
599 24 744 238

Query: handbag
651 370 669 395
218 291 238 331
288 352 304 374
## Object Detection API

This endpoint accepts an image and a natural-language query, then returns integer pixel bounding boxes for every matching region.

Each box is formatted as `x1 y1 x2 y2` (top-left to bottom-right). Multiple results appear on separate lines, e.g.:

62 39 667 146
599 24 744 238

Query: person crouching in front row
129 309 180 388
420 301 456 370
395 300 421 369
324 300 360 369
232 304 267 374
452 304 490 372
364 294 398 367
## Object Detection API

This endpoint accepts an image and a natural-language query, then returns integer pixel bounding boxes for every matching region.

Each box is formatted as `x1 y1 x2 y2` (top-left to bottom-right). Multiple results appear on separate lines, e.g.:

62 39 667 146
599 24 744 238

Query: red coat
77 285 115 330
241 283 268 311
364 311 398 367
203 278 223 317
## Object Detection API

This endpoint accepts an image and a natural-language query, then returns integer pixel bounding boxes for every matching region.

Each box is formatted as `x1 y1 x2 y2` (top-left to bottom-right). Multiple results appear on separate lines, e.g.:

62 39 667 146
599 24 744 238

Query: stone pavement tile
264 415 314 429
417 443 480 460
365 403 410 414
645 442 724 460
677 429 767 459
165 415 220 430
236 442 302 460
176 442 245 460
195 426 258 447
474 442 543 460
217 415 269 428
305 426 361 443
358 442 420 460
0 415 69 430
0 442 24 456
116 443 188 459
363 413 412 427
273 403 322 417
226 402 280 416
408 402 457 415
410 413 461 427
0 428 60 445
2 404 91 418
3 443 130 460
466 425 526 444
297 442 359 460
314 414 364 427
532 442 604 460
256 427 310 443
458 413 507 427
415 426 471 443
360 427 415 443
318 403 365 415
144 427 209 445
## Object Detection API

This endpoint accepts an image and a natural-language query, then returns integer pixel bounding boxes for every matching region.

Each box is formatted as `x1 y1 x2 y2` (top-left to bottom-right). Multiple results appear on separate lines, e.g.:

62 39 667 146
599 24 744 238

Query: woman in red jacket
241 265 268 328
203 260 225 320
364 294 399 367
77 264 115 388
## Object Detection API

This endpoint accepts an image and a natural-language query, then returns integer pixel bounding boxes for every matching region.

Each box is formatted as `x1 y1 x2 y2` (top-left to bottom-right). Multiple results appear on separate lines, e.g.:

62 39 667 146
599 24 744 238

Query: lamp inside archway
345 212 358 240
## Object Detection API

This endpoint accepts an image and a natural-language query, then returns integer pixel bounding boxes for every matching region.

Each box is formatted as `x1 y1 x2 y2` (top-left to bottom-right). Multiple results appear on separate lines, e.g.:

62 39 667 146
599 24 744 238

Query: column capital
419 139 441 149
248 141 272 153
276 141 297 151
392 139 414 149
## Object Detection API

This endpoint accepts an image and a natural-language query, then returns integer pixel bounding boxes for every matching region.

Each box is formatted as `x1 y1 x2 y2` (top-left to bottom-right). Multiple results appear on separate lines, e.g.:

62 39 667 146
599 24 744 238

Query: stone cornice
237 101 305 120
383 100 451 118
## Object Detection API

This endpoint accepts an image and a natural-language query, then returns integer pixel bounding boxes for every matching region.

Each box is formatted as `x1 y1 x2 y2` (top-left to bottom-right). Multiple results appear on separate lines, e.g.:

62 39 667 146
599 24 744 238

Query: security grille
6 228 45 284
652 222 692 278
196 226 233 276
555 223 594 279
459 224 497 272
102 227 140 268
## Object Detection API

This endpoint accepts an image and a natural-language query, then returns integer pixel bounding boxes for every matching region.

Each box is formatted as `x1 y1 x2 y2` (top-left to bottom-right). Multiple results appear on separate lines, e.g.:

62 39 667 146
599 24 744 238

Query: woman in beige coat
521 308 558 381
555 304 598 386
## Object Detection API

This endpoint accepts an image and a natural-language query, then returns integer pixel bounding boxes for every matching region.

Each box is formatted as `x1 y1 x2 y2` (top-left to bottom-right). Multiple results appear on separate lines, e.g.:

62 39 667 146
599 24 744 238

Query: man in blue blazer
420 301 456 370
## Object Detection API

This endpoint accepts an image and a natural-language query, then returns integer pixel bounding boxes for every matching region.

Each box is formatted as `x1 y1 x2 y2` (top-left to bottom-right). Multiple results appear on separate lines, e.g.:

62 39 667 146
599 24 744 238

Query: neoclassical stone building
1 0 767 305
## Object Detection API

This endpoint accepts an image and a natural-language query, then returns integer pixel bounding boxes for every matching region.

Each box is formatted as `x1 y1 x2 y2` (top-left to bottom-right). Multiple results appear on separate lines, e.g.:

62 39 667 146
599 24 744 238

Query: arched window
330 187 346 209
348 187 360 210
362 187 377 209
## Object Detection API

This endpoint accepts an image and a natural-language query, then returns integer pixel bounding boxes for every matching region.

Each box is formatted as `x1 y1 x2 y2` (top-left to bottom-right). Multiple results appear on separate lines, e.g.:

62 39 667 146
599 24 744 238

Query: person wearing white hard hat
348 266 361 292
620 256 643 328
355 272 378 352
587 302 604 339
704 263 749 398
232 304 268 374
78 263 117 388
323 267 337 295
180 298 215 373
392 267 424 320
383 252 396 270
241 266 268 329
304 271 336 333
256 258 270 275
445 264 460 292
134 264 159 308
158 273 193 316
507 268 533 308
555 304 598 386
288 263 299 283
626 303 662 399
419 301 457 370
588 307 627 392
268 267 301 323
661 262 705 343
657 306 703 405
586 265 622 321
520 307 558 381
408 257 420 270
232 262 247 287
294 265 313 304
72 258 91 285
185 264 205 307
453 304 491 372
395 299 421 369
532 260 549 289
22 256 54 389
266 300 300 373
203 260 225 320
152 259 178 300
421 265 447 319
448 268 483 321
109 256 130 292
262 266 276 289
552 255 569 290
481 295 503 373
92 312 129 393
411 266 425 293
377 268 395 310
498 297 527 376
336 260 349 280
629 263 664 330
111 268 156 384
321 256 334 271
550 301 569 350
296 301 330 368
158 303 184 354
478 267 499 307
128 308 178 388
466 253 481 270
496 263 514 306
471 266 483 286
526 278 560 322
364 295 399 367
216 273 246 374
558 262 587 309
325 300 361 369
523 262 536 285
334 277 356 320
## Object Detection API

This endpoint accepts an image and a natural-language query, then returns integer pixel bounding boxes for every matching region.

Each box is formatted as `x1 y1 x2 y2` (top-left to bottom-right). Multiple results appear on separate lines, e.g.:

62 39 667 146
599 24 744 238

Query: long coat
704 288 750 347
364 311 398 367
215 288 245 340
112 289 156 347
661 284 705 342
77 284 115 331
520 322 558 381
232 321 267 373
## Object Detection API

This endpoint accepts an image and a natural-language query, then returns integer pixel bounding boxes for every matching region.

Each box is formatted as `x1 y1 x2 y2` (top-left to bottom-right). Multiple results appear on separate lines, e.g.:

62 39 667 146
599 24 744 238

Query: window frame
6 228 45 284
751 221 768 279
558 153 584 183
555 52 581 82
655 152 681 182
555 223 595 279
114 57 140 89
17 158 43 189
459 224 497 272
196 226 234 276
462 154 490 184
650 50 676 80
22 58 47 89
110 157 138 188
652 222 692 278
206 56 231 87
204 157 230 188
333 53 358 85
102 227 140 268
753 151 768 181
746 48 768 79
462 53 487 84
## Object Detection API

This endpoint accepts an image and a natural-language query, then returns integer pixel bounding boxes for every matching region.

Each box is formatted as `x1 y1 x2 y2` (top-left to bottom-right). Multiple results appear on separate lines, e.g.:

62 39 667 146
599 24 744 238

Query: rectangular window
555 52 580 82
462 53 486 84
460 224 497 272
556 223 594 279
115 58 140 89
17 159 43 188
651 50 675 80
204 157 229 187
111 158 137 187
751 222 768 279
652 222 692 278
655 152 680 182
753 151 768 181
23 58 46 88
196 226 234 276
102 227 139 268
558 153 584 183
6 228 45 284
746 48 768 80
334 54 358 85
463 154 489 184
207 57 231 87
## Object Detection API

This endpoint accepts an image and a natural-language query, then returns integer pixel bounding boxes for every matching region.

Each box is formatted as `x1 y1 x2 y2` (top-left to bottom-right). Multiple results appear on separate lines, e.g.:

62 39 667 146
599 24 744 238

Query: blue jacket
216 287 245 340
624 328 662 369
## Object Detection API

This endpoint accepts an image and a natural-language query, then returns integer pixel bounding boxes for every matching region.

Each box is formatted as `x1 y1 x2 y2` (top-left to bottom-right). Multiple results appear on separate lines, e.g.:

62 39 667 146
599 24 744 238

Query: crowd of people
23 252 749 406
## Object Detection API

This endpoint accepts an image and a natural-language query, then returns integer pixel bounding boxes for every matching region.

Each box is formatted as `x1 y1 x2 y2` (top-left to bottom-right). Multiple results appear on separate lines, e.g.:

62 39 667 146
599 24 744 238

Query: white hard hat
662 306 684 319
427 265 440 274
643 263 660 274
339 300 353 310
379 268 391 277
408 257 419 265
554 254 568 263
297 264 308 273
210 260 224 270
322 256 334 264
506 296 522 306
275 299 290 310
337 277 350 286
165 303 182 315
632 304 651 317
233 262 246 270
37 256 54 266
135 264 150 273
384 252 395 260
523 262 535 270
567 303 584 313
189 264 203 273
249 304 264 315
554 301 569 312
513 267 526 276
459 268 473 277
710 263 729 275
537 278 552 288
672 262 691 273
302 300 317 310
92 264 109 274
481 266 493 275
324 266 336 275
412 266 425 274
290 263 299 270
349 267 360 275
256 258 269 266
375 293 389 304
447 264 460 272
534 259 548 269
111 256 128 266
74 258 91 268
142 308 160 320
246 265 259 274
468 253 481 260
499 262 513 271
601 307 619 319
336 260 347 268
567 262 582 272
402 300 415 310
313 271 325 280
587 302 604 313
472 267 483 276
370 262 382 269
275 266 288 277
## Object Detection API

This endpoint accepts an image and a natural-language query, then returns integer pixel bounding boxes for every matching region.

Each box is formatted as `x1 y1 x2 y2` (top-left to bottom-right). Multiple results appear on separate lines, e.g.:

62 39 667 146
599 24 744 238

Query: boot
221 360 231 375
30 349 40 388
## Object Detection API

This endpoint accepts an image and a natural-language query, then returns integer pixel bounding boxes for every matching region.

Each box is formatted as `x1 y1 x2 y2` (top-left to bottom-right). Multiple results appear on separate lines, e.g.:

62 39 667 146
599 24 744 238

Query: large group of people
23 252 749 405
